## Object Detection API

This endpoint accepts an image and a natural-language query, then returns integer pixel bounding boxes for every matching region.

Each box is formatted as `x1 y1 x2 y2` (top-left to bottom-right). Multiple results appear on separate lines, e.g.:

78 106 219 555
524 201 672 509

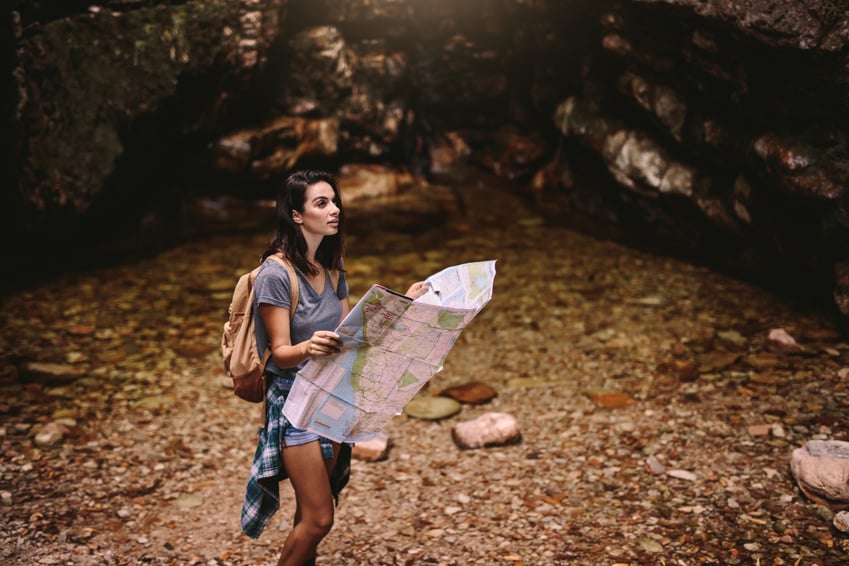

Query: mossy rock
403 395 461 420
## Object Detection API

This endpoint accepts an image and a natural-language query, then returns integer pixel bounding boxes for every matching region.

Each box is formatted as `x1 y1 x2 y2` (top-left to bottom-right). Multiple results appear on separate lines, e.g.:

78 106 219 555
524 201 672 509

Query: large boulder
790 440 849 511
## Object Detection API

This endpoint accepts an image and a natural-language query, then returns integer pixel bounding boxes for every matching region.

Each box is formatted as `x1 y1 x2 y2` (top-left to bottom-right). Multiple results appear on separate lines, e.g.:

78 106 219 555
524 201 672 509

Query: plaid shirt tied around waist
240 377 350 539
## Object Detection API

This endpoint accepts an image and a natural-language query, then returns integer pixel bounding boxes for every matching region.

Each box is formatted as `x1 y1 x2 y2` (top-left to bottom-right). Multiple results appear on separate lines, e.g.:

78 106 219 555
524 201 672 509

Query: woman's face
294 181 340 238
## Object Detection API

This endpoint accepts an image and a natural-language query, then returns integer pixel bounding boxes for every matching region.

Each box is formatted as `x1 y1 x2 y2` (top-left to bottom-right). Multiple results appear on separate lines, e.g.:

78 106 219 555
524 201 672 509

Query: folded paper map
283 260 496 442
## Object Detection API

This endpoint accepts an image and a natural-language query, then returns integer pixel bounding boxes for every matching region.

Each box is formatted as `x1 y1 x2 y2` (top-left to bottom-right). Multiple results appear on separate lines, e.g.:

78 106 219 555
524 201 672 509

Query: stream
1 171 848 564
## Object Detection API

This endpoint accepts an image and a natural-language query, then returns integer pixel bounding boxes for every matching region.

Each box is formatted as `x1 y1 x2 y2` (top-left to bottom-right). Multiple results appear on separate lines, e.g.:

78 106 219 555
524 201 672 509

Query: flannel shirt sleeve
240 401 285 539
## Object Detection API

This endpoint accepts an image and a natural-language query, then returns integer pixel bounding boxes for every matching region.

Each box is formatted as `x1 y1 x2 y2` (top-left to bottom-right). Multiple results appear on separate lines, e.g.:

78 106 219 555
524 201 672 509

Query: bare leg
278 441 339 566
291 506 313 565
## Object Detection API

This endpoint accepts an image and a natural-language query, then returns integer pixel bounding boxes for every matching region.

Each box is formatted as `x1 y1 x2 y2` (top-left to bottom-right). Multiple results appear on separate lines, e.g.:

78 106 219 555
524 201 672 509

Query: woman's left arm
339 296 352 322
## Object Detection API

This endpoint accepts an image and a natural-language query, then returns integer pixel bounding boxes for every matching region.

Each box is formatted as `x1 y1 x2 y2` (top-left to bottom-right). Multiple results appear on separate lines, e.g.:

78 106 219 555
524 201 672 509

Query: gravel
1 179 847 565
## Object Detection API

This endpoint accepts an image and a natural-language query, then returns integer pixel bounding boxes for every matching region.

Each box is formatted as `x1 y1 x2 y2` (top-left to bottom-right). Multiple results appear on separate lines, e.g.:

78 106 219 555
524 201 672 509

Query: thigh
283 441 335 511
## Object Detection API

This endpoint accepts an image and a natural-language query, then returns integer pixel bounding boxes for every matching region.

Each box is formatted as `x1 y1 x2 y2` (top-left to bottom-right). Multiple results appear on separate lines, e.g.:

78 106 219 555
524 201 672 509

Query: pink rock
790 440 849 511
767 328 802 354
352 432 390 462
452 412 521 450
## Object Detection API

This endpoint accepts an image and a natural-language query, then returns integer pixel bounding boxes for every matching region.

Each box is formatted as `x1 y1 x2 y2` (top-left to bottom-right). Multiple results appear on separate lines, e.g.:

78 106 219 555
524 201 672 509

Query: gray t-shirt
253 258 348 378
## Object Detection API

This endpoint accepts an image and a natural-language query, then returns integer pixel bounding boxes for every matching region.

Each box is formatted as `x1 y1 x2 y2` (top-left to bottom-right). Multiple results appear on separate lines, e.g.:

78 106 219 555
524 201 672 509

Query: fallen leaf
585 389 635 408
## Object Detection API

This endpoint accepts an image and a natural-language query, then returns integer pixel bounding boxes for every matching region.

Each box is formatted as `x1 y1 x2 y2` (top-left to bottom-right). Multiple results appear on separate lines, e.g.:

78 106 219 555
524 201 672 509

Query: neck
305 246 321 273
302 231 322 263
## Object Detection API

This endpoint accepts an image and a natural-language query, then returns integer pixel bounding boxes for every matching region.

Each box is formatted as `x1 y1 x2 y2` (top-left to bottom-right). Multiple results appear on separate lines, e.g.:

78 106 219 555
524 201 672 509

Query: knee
303 510 334 539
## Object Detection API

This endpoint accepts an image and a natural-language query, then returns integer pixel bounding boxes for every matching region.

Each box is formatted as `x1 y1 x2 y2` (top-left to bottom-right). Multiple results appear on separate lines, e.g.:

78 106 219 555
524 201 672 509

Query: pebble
638 537 664 553
666 469 698 481
175 493 203 509
645 455 666 475
437 381 498 404
2 176 848 564
34 422 67 447
748 424 771 436
835 511 849 533
767 328 802 353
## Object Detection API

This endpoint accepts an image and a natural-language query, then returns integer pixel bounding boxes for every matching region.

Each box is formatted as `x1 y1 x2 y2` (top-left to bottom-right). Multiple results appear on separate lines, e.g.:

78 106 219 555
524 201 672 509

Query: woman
241 170 426 566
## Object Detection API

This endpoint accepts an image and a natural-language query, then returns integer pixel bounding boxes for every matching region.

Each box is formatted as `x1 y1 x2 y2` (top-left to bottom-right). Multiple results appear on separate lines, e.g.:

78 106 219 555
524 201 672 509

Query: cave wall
547 0 849 313
8 0 287 257
8 0 849 315
7 0 599 268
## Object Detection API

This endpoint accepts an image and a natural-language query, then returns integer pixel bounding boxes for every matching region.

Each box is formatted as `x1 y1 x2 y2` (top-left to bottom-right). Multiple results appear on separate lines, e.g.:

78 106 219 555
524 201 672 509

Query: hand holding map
282 260 497 442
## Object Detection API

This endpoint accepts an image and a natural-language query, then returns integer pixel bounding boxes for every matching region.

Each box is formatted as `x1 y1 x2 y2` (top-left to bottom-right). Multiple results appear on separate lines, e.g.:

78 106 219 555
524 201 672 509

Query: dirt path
1 177 848 565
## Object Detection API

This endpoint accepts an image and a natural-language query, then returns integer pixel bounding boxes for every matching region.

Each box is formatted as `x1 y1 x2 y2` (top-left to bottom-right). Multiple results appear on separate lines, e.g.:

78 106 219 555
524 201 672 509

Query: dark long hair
263 170 346 276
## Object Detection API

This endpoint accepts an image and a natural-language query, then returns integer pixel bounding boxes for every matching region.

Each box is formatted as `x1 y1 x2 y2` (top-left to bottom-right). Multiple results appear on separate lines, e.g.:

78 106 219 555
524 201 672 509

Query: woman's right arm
259 303 341 368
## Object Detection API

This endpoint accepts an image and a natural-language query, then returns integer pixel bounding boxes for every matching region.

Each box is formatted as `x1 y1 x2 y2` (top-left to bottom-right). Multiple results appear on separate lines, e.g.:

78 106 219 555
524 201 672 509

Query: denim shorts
270 373 335 459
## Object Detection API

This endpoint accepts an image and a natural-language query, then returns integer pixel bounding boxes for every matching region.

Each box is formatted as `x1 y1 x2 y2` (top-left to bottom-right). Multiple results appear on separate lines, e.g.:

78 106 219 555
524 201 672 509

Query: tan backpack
221 254 338 403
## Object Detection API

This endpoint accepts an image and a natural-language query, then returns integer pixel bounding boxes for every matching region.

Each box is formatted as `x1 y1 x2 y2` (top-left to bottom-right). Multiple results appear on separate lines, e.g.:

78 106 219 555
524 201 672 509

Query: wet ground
1 171 848 565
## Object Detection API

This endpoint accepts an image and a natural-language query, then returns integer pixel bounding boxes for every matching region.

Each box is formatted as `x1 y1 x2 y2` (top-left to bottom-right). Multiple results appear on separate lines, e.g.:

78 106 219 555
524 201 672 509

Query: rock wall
8 0 286 258
8 0 849 316
547 0 849 314
7 0 598 271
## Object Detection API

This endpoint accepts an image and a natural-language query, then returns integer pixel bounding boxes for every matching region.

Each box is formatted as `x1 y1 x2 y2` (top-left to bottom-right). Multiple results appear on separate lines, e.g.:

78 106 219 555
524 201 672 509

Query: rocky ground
1 174 848 565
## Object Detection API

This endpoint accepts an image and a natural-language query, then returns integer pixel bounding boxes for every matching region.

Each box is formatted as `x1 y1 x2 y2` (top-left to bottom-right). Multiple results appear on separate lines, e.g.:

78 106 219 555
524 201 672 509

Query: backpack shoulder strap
265 254 299 321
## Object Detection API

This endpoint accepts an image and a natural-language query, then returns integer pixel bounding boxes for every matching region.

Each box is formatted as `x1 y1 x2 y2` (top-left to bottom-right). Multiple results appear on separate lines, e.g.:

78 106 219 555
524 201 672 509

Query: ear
292 210 303 224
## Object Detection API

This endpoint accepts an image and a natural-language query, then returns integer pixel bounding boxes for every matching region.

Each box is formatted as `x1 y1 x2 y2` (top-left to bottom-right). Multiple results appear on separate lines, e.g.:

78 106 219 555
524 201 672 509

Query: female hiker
240 169 427 566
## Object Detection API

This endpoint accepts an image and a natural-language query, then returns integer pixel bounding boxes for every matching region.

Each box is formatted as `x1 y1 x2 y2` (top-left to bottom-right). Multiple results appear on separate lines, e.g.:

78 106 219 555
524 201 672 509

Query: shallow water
1 173 847 564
